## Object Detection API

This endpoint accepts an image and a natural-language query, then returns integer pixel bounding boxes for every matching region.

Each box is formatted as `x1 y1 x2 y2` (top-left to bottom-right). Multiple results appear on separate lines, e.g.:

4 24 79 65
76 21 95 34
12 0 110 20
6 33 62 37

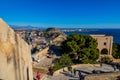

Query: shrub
112 43 120 59
52 54 73 71
81 59 98 64
101 56 113 63
53 63 63 71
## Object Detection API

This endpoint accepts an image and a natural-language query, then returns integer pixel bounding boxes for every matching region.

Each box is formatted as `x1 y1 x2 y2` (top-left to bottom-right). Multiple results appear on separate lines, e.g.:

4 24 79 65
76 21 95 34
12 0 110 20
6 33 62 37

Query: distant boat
78 29 82 31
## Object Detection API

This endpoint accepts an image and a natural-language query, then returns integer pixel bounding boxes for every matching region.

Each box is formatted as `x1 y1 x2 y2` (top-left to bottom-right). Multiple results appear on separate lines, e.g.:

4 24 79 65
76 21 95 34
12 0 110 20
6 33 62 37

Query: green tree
53 54 73 70
89 49 99 60
59 53 73 66
66 40 79 53
78 35 85 48
84 35 97 48
112 43 120 59
61 34 99 64
67 34 80 42
62 40 79 53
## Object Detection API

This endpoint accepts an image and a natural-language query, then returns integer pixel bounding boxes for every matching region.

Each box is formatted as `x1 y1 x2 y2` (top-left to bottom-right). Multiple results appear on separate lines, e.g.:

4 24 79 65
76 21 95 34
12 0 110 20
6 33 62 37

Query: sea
61 28 120 43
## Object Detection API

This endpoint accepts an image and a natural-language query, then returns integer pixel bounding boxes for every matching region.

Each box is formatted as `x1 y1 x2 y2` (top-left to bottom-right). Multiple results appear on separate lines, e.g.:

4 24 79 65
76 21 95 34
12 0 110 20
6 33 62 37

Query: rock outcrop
46 28 66 39
46 28 67 46
0 18 33 80
52 34 67 46
46 28 63 34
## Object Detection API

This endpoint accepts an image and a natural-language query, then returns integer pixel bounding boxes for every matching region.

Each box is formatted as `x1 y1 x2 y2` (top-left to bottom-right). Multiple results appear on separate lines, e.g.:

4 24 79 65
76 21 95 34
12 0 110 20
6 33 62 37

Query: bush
53 63 63 71
112 43 120 59
81 59 98 64
101 56 113 63
52 54 73 71
59 54 73 66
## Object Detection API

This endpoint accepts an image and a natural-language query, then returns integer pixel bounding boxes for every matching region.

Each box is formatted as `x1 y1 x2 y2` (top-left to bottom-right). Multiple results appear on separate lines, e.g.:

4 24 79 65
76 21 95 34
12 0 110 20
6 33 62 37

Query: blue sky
0 0 120 28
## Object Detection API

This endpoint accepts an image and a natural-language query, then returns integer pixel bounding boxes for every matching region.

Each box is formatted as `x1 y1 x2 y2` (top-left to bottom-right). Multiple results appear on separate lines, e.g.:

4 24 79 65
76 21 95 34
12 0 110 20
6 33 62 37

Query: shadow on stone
116 75 120 80
60 72 72 77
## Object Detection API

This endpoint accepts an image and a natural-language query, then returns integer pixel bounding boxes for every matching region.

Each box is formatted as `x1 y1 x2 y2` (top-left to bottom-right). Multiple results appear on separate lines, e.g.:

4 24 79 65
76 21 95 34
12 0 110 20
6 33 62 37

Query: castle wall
91 35 113 56
0 19 33 80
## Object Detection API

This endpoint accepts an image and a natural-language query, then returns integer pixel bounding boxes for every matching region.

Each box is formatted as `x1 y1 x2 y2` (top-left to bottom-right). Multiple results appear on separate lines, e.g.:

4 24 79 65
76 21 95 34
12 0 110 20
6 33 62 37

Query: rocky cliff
46 28 67 46
0 18 33 80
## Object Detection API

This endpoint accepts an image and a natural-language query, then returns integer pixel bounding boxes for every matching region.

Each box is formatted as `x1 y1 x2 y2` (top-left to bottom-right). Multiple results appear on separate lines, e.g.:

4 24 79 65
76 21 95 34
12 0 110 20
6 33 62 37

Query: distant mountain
10 25 46 30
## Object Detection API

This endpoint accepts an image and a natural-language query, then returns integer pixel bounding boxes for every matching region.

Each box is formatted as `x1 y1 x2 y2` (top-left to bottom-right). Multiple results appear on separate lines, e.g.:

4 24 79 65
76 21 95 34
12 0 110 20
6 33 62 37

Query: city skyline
0 0 120 28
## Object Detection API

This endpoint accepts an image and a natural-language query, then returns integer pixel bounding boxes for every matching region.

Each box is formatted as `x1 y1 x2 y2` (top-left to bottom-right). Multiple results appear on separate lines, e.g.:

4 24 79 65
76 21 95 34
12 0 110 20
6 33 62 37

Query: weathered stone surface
52 34 67 46
0 18 33 80
85 72 120 80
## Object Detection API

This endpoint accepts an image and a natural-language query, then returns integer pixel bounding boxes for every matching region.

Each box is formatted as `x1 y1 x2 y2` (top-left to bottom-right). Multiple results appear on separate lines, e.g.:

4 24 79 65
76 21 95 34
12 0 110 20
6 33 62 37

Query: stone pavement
33 56 53 69
45 64 119 80
32 54 56 79
32 55 120 80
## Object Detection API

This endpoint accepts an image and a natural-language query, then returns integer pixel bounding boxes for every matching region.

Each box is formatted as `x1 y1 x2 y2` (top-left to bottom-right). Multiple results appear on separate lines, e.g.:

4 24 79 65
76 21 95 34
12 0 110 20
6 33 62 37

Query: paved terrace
32 54 120 80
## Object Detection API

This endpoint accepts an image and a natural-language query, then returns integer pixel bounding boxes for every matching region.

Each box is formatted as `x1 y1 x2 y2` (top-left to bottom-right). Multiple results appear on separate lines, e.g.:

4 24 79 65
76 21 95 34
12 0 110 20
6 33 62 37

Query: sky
0 0 120 28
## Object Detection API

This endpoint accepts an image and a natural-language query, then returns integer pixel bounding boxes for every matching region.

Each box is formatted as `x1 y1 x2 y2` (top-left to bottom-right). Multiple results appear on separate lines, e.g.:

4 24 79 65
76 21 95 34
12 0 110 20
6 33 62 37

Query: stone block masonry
0 18 33 80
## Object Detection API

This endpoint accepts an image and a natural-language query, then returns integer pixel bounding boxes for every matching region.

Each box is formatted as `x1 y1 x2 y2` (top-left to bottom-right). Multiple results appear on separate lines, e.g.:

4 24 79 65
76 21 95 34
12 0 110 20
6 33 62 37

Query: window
104 42 106 45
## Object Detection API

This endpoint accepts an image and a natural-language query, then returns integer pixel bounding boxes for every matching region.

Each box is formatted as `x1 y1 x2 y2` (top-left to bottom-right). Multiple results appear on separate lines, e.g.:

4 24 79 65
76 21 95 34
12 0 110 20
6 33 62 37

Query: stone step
41 74 48 80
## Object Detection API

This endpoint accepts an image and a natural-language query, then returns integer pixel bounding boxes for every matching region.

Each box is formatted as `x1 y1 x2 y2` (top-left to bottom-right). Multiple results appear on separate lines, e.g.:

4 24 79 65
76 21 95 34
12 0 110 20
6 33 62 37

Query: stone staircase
33 67 49 80
41 74 48 80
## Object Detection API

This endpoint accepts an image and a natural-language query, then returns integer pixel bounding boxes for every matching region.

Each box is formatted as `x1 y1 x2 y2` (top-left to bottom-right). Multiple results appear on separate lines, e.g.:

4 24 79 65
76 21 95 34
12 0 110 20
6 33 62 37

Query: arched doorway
101 48 108 55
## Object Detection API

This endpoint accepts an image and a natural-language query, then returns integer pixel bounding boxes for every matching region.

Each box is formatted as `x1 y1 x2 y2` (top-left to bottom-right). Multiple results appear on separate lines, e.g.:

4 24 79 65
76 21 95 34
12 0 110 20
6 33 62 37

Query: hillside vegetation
53 34 99 70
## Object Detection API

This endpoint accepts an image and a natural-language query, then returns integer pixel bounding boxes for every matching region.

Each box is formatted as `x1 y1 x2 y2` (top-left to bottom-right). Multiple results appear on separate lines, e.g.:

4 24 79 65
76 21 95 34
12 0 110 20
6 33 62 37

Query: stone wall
33 47 49 60
53 64 100 76
0 19 33 80
91 35 113 58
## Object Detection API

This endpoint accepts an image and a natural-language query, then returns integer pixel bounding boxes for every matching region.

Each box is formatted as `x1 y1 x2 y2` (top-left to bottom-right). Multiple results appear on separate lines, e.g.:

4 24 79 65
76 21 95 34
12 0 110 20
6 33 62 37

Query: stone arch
101 48 108 55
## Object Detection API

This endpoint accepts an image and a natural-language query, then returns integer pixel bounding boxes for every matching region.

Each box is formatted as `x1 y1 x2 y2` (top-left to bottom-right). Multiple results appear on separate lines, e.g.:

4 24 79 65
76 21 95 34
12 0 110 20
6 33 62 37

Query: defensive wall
0 18 33 80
